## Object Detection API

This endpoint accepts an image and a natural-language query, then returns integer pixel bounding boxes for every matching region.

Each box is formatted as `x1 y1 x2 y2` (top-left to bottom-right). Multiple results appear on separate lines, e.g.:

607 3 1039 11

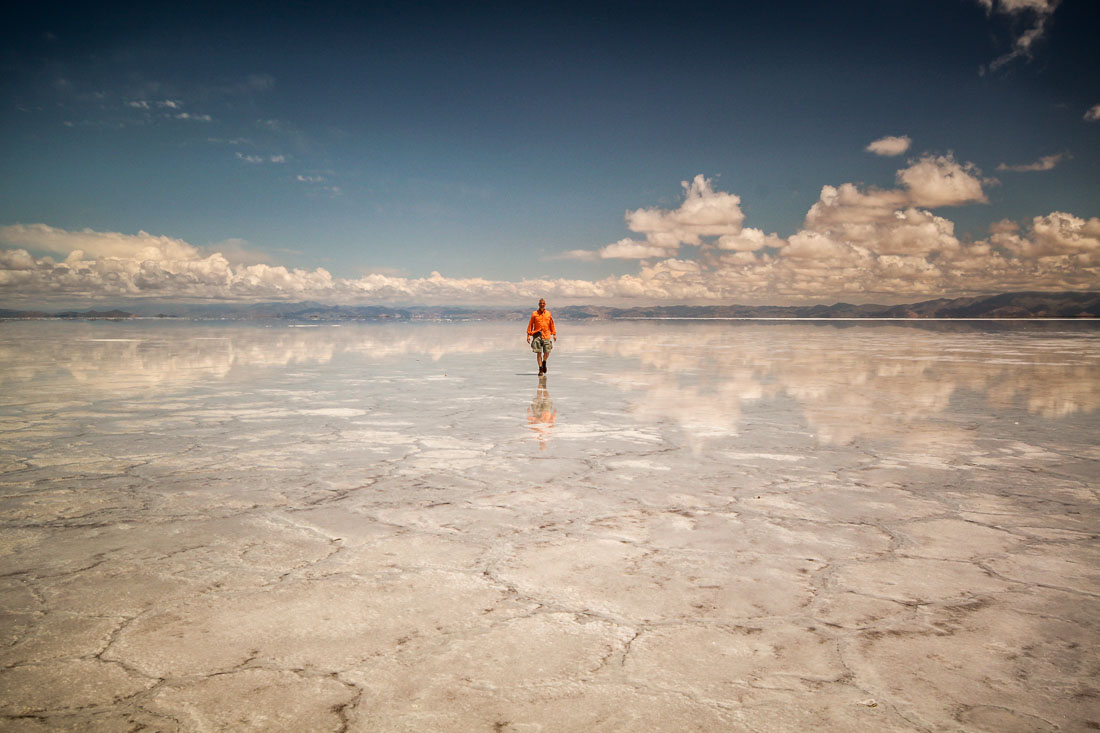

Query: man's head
538 298 546 311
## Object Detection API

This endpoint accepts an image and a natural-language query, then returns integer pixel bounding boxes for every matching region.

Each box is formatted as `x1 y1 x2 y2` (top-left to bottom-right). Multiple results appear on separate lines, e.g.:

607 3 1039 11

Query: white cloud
567 174 748 261
782 231 869 263
598 239 672 260
0 225 1094 303
716 228 784 252
175 112 213 122
1084 104 1100 122
0 226 335 302
798 155 984 262
554 249 600 262
297 175 325 183
979 0 1061 72
996 153 1067 172
805 183 909 230
992 212 1100 260
896 154 988 207
0 248 37 270
530 161 1092 301
127 100 150 110
626 174 746 248
866 135 912 156
236 153 284 164
803 183 961 257
0 223 200 261
879 209 961 256
3 163 1098 306
202 238 273 266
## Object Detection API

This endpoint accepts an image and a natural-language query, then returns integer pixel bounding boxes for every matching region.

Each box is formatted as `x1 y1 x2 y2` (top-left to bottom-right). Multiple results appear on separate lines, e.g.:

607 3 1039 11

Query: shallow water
1 319 1098 731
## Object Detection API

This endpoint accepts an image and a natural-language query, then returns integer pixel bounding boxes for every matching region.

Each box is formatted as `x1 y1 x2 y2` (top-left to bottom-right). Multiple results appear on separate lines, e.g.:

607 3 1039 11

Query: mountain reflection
0 320 1095 442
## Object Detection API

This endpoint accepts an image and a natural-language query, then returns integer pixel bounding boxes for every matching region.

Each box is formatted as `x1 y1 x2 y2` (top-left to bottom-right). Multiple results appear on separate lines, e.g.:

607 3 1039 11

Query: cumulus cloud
802 181 964 258
805 184 908 231
627 174 746 247
996 153 1067 172
978 0 1061 72
599 239 675 260
866 135 912 156
896 154 988 207
2 162 1098 306
1084 104 1100 122
0 223 200 261
203 238 274 266
0 226 335 303
0 248 37 270
991 212 1100 260
175 112 212 122
716 228 785 252
782 231 868 262
571 174 751 260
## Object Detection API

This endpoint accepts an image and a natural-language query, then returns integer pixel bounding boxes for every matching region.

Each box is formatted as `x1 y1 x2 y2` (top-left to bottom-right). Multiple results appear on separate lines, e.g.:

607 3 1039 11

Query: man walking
526 298 556 375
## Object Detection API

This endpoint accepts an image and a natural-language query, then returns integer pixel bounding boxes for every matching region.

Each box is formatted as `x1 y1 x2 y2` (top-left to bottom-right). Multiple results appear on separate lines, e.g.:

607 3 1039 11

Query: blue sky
1 0 1097 306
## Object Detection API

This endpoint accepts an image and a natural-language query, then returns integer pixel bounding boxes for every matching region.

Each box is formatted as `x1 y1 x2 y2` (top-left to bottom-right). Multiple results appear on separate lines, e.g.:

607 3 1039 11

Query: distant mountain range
0 308 138 319
2 291 1098 321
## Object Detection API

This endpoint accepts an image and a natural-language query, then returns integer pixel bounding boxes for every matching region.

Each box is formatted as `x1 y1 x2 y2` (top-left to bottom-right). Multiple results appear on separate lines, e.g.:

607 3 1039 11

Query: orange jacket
527 309 556 338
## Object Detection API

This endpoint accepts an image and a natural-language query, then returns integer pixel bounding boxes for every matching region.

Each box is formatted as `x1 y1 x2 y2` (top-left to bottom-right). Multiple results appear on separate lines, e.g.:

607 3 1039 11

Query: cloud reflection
583 322 1100 446
0 321 1095 446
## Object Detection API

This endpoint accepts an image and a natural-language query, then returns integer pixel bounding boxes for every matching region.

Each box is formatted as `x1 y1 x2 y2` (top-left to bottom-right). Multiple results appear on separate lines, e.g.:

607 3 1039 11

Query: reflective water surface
1 320 1097 731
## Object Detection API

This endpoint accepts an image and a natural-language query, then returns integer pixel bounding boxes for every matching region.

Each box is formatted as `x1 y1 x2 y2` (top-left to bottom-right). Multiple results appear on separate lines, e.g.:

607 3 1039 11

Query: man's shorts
531 334 553 354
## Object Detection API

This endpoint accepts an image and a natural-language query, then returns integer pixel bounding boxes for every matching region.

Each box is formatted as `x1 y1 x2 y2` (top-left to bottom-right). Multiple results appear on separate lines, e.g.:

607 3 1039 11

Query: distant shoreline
1 291 1098 321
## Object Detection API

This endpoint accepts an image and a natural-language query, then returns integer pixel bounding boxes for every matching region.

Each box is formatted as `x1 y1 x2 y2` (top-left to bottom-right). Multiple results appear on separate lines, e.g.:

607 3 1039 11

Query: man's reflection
527 375 557 450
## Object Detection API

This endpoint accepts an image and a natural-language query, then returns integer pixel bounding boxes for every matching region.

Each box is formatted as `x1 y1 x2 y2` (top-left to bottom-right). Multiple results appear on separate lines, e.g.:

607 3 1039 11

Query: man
526 298 556 375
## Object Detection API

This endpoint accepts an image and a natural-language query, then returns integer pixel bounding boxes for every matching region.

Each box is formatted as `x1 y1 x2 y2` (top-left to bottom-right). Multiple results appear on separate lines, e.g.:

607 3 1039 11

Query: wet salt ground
0 319 1098 732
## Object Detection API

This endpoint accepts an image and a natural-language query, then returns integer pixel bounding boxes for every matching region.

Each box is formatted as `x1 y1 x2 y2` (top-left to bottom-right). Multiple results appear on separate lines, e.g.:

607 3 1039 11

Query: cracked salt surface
0 319 1097 731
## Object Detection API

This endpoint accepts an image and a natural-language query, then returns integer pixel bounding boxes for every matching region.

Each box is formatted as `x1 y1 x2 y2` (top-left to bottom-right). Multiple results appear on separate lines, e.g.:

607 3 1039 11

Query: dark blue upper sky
1 0 1097 304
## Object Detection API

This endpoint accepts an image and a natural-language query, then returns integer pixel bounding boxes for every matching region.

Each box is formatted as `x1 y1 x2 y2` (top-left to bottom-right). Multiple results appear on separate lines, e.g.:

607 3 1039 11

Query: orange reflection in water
527 375 557 451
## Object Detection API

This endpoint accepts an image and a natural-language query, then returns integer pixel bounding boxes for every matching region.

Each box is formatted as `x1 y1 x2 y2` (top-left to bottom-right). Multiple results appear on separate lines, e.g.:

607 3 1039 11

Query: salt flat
0 319 1097 732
